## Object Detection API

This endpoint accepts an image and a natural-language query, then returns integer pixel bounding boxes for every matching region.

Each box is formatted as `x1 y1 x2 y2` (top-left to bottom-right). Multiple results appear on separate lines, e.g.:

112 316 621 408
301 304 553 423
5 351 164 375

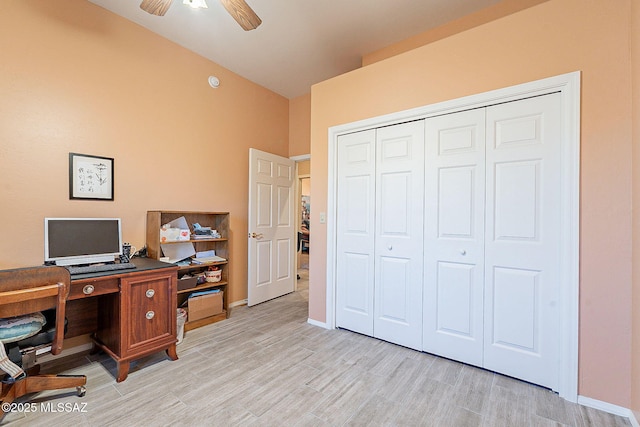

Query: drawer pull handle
146 289 155 298
146 311 155 320
83 285 95 295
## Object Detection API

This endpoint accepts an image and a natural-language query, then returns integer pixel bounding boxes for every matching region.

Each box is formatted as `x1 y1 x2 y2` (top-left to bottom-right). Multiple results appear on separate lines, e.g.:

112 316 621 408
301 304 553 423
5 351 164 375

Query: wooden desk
67 258 178 382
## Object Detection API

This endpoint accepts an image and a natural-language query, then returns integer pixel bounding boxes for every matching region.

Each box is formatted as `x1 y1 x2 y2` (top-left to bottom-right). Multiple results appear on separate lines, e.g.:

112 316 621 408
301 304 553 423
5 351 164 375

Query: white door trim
290 154 311 161
326 71 580 401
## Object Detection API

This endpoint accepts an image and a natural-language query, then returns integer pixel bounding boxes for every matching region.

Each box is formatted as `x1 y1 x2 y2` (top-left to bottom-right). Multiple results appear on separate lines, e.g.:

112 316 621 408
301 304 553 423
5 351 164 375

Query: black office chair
0 266 86 417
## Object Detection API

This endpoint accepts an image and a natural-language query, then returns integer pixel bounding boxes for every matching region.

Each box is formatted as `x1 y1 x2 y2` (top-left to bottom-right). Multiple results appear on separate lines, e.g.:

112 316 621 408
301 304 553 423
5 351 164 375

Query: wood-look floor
2 267 632 426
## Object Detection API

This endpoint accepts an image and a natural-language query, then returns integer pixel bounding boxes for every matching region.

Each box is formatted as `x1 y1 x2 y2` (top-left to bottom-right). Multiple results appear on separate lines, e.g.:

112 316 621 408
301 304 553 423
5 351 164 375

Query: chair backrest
0 266 71 355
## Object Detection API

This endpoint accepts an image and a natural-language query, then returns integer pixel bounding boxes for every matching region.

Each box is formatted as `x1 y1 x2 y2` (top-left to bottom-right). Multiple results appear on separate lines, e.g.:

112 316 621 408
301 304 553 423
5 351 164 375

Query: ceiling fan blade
219 0 262 31
140 0 174 16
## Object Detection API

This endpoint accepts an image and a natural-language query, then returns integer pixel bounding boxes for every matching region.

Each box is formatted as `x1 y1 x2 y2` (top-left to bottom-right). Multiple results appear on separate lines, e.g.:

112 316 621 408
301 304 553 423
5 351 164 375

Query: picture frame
69 153 114 201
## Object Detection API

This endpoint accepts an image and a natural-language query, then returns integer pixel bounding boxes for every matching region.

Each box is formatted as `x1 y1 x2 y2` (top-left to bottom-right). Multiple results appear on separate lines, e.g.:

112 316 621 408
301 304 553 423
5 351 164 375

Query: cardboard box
187 291 223 321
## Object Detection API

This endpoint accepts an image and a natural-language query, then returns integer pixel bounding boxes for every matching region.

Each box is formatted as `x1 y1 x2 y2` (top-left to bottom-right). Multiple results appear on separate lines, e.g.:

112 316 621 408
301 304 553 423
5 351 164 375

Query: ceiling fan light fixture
140 0 174 16
219 0 261 31
183 0 208 9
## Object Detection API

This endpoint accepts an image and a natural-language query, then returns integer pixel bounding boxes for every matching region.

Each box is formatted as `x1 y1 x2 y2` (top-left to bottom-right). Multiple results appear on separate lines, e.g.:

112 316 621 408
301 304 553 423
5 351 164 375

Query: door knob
460 249 467 255
387 245 393 250
250 232 264 239
146 289 155 298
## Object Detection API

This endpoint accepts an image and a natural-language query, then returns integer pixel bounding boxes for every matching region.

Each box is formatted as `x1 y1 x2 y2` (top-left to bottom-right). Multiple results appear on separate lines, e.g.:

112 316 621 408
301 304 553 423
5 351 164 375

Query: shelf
177 281 228 295
177 261 228 272
161 238 228 244
184 311 227 331
147 210 230 332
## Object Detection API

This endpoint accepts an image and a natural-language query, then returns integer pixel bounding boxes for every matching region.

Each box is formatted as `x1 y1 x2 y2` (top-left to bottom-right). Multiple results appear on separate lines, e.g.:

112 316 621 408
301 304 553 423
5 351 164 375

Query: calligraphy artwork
69 153 114 201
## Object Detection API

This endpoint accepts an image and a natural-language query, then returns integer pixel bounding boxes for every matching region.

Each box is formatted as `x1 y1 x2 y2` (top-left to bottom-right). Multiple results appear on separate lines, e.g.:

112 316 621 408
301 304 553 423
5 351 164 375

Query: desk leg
166 343 178 361
89 342 100 355
116 361 130 383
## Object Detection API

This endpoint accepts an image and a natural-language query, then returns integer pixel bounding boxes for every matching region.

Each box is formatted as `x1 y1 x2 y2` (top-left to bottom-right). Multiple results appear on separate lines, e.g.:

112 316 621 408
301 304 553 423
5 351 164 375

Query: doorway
296 159 310 291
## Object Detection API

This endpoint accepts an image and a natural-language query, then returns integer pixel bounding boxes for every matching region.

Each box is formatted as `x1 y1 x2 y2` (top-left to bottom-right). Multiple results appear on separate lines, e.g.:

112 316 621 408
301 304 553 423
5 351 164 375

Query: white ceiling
87 0 501 99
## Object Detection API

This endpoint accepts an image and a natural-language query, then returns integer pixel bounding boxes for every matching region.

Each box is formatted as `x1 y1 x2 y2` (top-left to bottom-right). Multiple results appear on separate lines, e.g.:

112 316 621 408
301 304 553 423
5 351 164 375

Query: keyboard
65 262 136 275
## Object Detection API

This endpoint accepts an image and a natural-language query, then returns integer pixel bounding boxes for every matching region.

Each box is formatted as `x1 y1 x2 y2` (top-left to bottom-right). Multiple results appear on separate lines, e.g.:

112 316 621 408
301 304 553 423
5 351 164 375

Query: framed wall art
69 153 114 201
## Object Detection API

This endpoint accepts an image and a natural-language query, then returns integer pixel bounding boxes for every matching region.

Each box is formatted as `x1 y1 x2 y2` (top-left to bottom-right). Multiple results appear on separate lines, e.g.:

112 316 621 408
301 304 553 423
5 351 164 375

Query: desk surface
69 257 176 281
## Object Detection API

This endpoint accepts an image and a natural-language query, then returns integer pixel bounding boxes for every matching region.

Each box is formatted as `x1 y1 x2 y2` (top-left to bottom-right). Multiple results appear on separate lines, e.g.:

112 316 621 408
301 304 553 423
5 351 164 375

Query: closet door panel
380 172 411 234
492 267 539 350
336 130 377 336
374 121 425 350
423 109 486 366
436 262 475 335
438 167 475 237
378 256 410 320
494 160 539 240
341 253 372 318
484 93 562 390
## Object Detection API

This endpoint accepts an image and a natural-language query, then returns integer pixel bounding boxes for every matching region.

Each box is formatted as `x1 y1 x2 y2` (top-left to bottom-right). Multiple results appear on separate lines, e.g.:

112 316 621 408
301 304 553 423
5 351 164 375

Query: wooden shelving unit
146 211 230 330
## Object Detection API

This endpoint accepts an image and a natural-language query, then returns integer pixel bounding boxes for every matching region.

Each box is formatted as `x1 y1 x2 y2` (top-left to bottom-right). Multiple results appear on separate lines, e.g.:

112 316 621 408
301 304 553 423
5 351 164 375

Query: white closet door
335 129 377 336
423 109 486 366
484 93 562 390
373 121 425 350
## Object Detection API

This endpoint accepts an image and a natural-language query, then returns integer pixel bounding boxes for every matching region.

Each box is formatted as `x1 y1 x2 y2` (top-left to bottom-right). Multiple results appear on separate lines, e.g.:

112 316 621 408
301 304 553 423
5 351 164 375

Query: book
191 256 226 264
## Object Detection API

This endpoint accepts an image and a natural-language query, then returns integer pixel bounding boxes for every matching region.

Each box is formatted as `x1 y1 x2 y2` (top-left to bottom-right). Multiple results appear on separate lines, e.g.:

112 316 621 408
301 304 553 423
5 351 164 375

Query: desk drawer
69 278 120 300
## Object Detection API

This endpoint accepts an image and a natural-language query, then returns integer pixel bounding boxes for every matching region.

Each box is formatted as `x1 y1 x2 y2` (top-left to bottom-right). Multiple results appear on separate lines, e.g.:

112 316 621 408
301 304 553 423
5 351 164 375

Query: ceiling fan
139 0 262 31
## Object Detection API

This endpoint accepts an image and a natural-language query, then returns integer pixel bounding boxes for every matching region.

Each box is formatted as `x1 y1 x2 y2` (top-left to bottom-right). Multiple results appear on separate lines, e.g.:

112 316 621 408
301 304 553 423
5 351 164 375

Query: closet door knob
387 245 393 250
146 311 155 320
146 289 155 298
460 249 467 255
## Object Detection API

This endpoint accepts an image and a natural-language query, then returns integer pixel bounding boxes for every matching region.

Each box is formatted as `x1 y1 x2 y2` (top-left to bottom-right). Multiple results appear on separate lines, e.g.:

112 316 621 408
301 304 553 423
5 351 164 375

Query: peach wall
289 93 311 156
363 0 549 66
310 0 633 407
0 0 289 304
297 160 310 176
632 0 640 419
300 178 311 196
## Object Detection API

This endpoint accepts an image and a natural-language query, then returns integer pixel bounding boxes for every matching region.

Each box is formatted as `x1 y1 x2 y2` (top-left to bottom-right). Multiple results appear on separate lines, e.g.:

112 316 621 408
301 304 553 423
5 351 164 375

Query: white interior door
373 121 425 350
248 148 295 306
335 130 376 336
483 93 562 390
423 109 486 366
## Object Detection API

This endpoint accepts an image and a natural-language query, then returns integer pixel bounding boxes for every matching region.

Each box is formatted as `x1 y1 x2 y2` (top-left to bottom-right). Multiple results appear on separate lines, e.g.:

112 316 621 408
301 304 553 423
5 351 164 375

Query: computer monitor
44 218 122 266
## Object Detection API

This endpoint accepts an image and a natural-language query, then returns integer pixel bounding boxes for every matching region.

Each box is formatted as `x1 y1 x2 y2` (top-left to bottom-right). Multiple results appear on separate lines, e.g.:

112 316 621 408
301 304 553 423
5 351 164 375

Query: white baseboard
229 299 247 308
578 395 638 426
307 318 329 329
